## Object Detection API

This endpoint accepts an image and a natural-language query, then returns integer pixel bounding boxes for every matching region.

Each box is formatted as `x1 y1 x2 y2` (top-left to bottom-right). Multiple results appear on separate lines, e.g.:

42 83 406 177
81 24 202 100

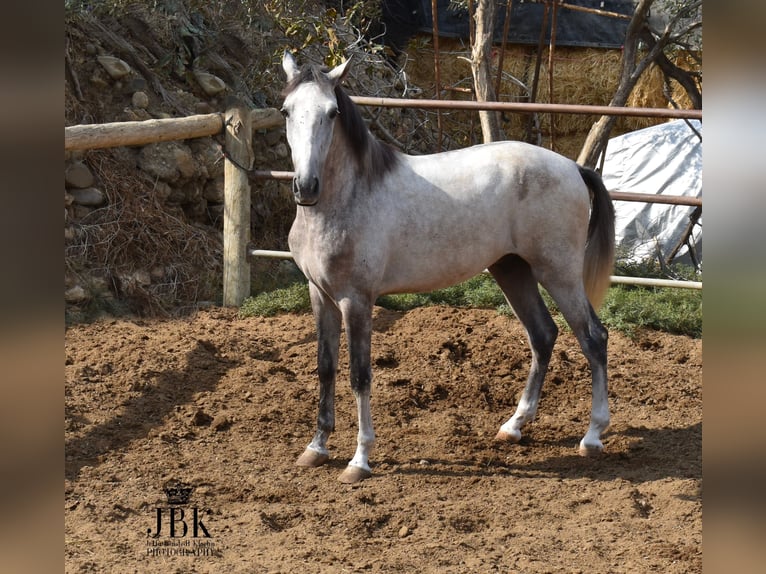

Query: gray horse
280 52 615 483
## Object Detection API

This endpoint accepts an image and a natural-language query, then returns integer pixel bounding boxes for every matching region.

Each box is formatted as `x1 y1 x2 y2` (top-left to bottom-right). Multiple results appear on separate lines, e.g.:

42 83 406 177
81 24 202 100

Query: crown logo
162 480 194 506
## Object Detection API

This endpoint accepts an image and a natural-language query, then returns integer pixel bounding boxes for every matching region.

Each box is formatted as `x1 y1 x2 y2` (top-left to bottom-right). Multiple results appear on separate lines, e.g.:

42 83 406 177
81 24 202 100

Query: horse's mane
283 65 399 183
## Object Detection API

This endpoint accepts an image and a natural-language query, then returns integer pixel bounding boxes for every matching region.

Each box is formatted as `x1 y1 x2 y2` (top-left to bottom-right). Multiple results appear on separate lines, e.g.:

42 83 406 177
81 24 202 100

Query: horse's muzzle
293 176 320 206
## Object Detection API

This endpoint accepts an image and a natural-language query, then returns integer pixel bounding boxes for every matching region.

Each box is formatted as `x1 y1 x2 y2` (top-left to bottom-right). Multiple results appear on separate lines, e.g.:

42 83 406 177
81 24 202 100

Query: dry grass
65 150 223 317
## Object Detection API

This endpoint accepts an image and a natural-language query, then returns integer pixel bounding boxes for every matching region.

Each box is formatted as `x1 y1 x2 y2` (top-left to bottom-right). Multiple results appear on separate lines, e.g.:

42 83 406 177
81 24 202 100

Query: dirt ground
65 306 701 573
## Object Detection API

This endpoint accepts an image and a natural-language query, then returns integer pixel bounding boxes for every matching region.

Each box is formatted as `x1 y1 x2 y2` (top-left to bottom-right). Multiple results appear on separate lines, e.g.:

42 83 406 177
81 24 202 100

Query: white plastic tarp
600 119 702 267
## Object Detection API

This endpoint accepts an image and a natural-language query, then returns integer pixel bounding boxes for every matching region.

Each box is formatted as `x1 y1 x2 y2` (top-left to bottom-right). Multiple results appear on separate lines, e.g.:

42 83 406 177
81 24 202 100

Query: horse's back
395 140 590 240
402 141 586 204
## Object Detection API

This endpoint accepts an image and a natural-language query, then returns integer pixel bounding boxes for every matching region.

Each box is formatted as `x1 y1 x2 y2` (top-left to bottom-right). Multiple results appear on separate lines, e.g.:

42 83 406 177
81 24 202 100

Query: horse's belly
379 237 505 295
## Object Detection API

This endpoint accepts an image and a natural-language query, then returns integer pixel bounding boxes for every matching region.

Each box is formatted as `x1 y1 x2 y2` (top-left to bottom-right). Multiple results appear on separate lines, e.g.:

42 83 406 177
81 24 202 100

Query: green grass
599 260 702 337
376 274 508 311
240 266 702 338
239 282 311 317
600 284 702 338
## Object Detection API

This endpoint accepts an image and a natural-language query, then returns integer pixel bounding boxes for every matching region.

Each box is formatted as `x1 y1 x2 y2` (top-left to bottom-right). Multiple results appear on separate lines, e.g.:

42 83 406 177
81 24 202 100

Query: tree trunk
641 28 702 110
471 0 505 143
577 0 655 168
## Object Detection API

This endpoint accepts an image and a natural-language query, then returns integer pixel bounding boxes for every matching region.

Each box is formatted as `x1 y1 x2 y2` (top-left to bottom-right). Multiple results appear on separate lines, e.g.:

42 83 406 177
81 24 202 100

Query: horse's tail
579 166 615 310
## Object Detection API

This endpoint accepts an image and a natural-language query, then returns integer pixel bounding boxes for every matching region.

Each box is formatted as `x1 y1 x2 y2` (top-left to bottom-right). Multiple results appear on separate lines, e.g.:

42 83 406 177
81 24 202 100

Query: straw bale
624 62 667 131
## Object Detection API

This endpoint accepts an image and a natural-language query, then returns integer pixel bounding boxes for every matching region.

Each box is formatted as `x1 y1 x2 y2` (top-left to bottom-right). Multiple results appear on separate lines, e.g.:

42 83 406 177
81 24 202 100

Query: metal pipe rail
350 96 703 120
610 191 701 207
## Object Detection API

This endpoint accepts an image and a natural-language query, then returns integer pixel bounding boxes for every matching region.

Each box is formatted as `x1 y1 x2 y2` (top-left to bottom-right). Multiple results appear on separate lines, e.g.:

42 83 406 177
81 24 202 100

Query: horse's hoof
296 449 329 468
338 465 371 484
578 442 604 457
494 429 522 443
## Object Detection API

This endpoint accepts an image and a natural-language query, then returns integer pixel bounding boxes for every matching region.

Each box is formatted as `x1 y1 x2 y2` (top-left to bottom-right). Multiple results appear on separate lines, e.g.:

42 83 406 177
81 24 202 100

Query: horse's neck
320 132 367 206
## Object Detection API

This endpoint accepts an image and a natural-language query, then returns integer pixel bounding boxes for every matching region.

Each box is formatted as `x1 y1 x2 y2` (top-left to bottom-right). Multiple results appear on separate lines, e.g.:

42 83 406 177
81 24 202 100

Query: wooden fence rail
64 108 282 151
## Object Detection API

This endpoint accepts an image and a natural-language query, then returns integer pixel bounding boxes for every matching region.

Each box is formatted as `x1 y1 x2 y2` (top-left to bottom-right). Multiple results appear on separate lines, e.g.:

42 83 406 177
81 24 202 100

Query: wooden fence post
223 100 254 307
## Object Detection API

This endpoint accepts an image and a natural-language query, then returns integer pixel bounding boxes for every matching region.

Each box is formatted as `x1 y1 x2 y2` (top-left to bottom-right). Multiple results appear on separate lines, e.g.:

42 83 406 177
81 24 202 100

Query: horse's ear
282 51 300 82
326 56 352 86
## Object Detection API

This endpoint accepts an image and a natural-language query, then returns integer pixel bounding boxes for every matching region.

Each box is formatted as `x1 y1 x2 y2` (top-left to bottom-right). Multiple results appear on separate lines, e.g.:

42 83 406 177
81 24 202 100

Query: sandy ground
65 306 701 573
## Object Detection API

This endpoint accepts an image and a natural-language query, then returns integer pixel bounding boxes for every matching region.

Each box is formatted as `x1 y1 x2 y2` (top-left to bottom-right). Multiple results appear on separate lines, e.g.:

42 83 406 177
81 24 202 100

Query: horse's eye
328 107 339 120
280 107 289 118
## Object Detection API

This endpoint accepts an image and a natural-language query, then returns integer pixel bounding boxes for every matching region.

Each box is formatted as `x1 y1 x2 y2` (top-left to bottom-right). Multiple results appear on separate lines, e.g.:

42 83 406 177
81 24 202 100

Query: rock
398 526 411 538
212 414 232 431
264 129 283 147
65 285 88 303
191 139 224 179
138 141 196 182
193 71 227 96
132 91 149 109
69 187 106 207
180 180 203 203
97 55 132 80
203 178 225 203
65 161 95 189
175 148 197 179
132 270 151 286
72 205 94 219
273 143 289 159
166 186 187 204
121 107 151 122
194 101 215 114
120 108 142 122
152 181 173 202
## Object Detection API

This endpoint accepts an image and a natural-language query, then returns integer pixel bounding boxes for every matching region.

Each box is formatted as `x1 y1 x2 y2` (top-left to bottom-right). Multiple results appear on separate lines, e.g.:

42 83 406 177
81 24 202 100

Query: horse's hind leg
489 255 558 444
539 274 610 455
296 283 342 468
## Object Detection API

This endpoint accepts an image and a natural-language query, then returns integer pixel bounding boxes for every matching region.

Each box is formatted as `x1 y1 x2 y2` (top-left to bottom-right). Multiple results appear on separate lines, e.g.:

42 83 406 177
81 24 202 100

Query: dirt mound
65 306 701 572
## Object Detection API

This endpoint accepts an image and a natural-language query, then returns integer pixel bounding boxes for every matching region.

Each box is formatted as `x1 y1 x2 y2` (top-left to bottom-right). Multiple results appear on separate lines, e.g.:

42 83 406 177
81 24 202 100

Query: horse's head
281 52 351 206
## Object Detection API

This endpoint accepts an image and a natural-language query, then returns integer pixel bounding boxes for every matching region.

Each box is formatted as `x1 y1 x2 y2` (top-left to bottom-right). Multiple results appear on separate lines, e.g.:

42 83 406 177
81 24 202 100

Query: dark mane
283 65 400 182
333 84 400 181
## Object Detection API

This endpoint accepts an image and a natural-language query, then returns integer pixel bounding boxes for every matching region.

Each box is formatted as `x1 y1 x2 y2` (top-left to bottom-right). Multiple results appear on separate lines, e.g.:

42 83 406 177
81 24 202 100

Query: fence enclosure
64 98 702 307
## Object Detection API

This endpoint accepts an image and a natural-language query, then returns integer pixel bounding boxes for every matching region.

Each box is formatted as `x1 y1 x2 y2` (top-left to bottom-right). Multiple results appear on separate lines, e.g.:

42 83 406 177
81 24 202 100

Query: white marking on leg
579 364 610 454
306 430 330 457
498 395 539 441
347 391 374 472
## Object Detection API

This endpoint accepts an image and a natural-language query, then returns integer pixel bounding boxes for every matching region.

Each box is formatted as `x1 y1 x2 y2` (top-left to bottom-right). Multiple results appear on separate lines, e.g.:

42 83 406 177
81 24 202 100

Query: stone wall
65 51 293 317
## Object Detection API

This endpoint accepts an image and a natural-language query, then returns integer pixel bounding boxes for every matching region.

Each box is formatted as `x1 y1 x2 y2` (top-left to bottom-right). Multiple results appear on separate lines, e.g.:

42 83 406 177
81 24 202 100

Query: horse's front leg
338 298 375 484
296 283 341 468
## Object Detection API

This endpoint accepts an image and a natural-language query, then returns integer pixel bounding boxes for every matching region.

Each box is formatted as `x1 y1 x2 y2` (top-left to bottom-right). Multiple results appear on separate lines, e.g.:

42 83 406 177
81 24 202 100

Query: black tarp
380 0 634 54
